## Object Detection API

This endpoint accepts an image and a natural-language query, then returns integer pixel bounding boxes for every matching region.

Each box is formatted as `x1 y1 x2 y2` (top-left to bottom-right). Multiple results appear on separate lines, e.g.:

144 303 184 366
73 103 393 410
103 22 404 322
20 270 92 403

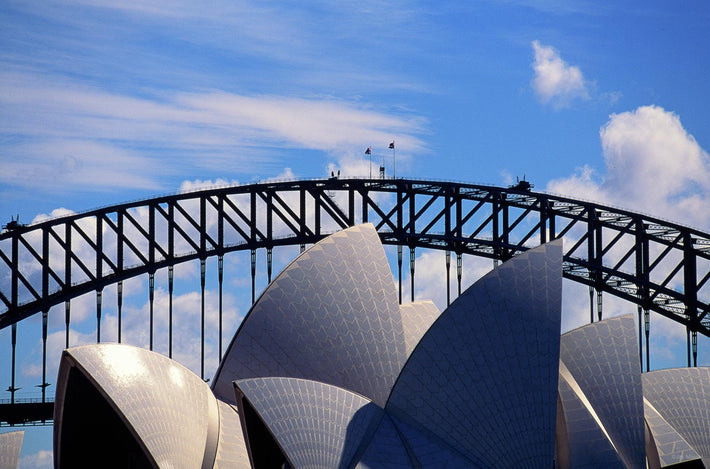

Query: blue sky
2 1 710 466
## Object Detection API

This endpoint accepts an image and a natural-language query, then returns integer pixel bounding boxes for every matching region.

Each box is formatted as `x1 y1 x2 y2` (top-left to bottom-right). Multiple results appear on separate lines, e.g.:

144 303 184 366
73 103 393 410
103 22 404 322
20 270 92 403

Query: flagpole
389 140 396 178
393 141 396 178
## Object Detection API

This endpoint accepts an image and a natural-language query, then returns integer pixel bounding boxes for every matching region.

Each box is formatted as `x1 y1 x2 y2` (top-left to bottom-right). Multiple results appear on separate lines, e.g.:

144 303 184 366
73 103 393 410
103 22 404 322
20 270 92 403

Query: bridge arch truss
1 178 710 423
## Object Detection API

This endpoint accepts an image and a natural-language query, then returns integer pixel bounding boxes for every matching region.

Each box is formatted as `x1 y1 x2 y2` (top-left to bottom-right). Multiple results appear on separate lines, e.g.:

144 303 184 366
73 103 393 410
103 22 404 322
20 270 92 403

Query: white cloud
531 40 590 108
30 208 77 225
548 105 710 367
548 105 710 229
175 92 425 154
19 449 53 469
546 164 606 204
178 178 241 193
0 72 425 194
599 106 710 222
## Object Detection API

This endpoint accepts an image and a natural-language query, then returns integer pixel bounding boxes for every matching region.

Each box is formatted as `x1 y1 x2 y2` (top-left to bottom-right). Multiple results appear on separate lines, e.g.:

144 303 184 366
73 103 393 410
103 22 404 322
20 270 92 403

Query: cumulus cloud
544 164 604 204
531 40 590 108
548 105 710 366
600 106 710 220
549 105 710 228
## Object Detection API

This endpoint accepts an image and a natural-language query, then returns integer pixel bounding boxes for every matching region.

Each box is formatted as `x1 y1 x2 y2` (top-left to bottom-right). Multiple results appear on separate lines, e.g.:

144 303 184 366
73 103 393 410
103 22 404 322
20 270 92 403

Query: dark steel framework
1 178 709 425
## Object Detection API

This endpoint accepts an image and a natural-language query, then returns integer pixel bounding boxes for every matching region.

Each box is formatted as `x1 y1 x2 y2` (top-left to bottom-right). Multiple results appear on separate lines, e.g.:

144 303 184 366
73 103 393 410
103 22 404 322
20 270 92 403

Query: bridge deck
0 399 53 426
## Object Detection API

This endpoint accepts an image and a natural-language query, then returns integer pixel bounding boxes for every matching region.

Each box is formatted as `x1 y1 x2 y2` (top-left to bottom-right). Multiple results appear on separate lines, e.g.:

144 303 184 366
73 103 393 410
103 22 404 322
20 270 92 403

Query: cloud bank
0 72 425 194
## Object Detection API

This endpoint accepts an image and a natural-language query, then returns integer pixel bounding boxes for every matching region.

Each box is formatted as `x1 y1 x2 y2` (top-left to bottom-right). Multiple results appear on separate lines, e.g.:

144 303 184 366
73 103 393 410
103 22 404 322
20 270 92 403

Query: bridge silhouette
1 177 709 425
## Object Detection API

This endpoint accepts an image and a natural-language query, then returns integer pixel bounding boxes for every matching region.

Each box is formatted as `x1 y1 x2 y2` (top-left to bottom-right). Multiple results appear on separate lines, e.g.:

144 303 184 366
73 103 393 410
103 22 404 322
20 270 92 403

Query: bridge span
2 178 709 425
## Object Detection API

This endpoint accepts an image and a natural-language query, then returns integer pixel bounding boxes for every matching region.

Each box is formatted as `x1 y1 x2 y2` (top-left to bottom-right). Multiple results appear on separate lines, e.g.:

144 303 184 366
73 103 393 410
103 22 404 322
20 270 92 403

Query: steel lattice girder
1 178 709 334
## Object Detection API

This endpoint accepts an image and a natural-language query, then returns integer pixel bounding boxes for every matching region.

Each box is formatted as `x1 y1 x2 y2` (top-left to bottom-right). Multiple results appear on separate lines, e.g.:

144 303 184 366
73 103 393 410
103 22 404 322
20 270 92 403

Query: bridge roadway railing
1 177 709 423
0 397 53 427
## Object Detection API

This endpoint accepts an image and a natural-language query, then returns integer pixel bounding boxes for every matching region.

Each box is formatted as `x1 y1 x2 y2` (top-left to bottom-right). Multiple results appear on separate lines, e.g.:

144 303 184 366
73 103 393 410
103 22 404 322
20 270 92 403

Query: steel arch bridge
2 177 710 425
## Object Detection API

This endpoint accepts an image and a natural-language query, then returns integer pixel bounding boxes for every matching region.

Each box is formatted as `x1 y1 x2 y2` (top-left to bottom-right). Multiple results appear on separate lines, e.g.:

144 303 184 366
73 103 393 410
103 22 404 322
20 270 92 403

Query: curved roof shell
213 400 251 469
213 224 408 407
386 240 563 467
557 360 626 468
643 367 710 468
643 397 703 468
235 377 385 469
559 314 646 469
380 414 477 467
398 300 440 356
355 414 418 468
55 223 699 468
54 343 220 469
